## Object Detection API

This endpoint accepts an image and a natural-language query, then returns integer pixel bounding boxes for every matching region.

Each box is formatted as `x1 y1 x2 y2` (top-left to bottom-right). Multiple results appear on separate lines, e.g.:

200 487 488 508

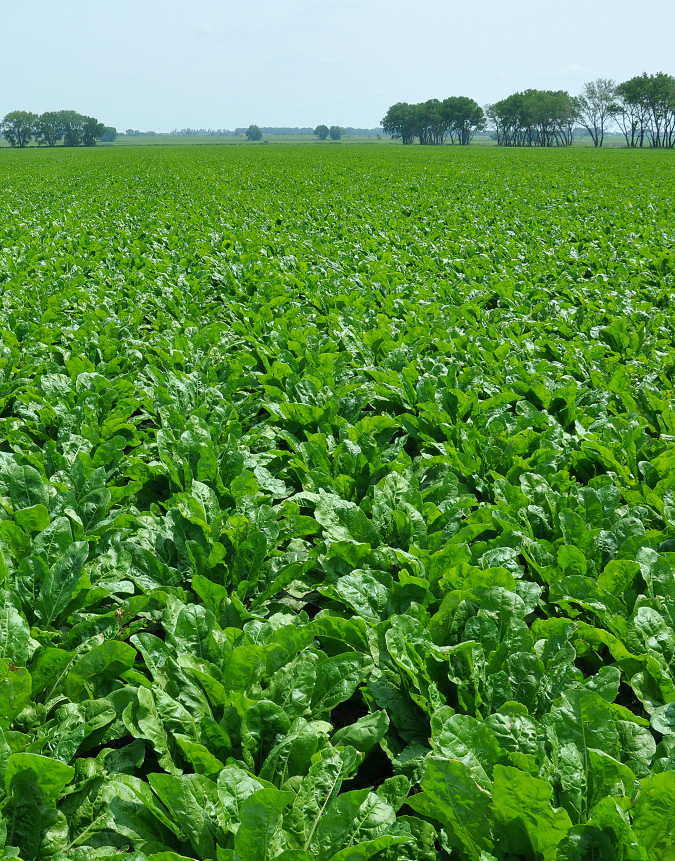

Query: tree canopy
486 90 577 147
314 124 329 140
1 110 109 147
245 124 263 141
615 72 675 148
575 79 619 147
0 112 38 148
382 97 485 145
383 72 675 148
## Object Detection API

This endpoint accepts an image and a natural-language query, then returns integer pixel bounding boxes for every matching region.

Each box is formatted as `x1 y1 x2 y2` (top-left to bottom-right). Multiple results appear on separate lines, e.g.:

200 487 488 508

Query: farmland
0 142 675 859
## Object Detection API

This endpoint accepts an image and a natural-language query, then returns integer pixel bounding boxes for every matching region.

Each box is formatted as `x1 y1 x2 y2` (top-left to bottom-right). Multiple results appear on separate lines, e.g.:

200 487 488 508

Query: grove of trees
382 98 486 145
0 110 108 147
383 73 675 147
486 90 577 147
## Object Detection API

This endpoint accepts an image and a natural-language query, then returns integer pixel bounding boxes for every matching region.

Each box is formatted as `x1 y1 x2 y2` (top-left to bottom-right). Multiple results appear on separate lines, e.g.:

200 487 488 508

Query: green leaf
33 541 89 627
0 661 32 729
631 772 675 860
233 787 294 861
587 749 636 810
0 592 30 665
406 758 492 861
556 825 616 861
14 504 50 534
491 764 572 861
149 772 220 860
5 753 74 806
311 653 372 716
651 702 675 735
65 640 137 702
217 765 266 833
4 768 43 861
331 711 389 753
315 493 378 545
9 465 49 511
309 788 398 860
285 747 354 851
430 711 501 788
329 835 413 861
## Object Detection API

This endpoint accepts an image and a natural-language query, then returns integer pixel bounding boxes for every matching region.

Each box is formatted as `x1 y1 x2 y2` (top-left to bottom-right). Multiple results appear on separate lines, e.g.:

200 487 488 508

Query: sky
3 0 675 132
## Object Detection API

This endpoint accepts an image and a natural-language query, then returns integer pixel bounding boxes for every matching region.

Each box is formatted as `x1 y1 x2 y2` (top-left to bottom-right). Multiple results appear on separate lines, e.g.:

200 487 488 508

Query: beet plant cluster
0 144 674 859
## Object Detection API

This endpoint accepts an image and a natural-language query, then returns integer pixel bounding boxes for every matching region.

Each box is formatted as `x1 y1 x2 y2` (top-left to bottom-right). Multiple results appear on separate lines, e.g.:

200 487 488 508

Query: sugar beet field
0 143 675 860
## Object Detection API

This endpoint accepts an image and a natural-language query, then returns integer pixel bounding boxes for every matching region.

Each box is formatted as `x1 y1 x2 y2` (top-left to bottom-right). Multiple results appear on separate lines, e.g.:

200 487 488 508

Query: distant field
108 132 394 146
1 131 634 148
0 143 674 859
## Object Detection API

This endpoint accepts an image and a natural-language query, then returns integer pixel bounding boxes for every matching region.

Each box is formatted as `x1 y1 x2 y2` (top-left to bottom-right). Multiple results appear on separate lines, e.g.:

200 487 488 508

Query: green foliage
382 97 485 145
246 125 263 141
0 111 38 147
486 89 578 146
0 141 673 859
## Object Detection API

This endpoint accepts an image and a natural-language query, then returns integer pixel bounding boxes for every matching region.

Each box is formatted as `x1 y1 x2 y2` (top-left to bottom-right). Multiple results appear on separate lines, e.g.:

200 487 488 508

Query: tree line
0 110 115 147
383 73 675 147
382 97 485 146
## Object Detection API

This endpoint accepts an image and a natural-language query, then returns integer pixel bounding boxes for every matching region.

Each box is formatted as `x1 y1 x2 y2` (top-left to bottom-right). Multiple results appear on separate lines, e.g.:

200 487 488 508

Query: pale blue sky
4 0 674 131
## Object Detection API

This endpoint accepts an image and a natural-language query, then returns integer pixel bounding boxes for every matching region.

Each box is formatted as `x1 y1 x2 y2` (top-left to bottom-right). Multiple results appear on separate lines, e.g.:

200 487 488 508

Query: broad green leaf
332 711 389 753
34 541 89 627
406 758 492 861
0 662 32 729
233 787 294 861
285 747 351 851
631 771 675 860
217 765 266 833
5 753 74 806
9 465 49 511
149 772 220 860
492 764 572 860
311 653 372 716
309 788 398 860
0 592 30 665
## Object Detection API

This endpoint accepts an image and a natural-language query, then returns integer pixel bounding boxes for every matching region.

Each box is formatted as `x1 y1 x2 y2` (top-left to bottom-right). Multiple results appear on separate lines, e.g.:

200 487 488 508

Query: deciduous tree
381 103 417 144
576 79 618 147
0 111 37 148
35 112 63 147
314 124 329 140
82 116 106 146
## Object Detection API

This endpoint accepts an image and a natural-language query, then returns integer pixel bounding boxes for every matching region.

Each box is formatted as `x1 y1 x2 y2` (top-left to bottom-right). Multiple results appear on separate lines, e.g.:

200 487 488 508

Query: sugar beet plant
0 143 674 860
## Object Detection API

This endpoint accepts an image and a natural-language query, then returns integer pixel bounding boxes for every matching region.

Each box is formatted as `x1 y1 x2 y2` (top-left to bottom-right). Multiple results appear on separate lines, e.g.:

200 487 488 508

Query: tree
382 103 417 144
0 111 37 148
35 112 63 147
616 72 675 148
329 125 343 141
576 79 618 147
442 96 485 145
58 110 84 146
245 124 263 141
82 116 106 146
314 124 329 141
100 126 118 143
